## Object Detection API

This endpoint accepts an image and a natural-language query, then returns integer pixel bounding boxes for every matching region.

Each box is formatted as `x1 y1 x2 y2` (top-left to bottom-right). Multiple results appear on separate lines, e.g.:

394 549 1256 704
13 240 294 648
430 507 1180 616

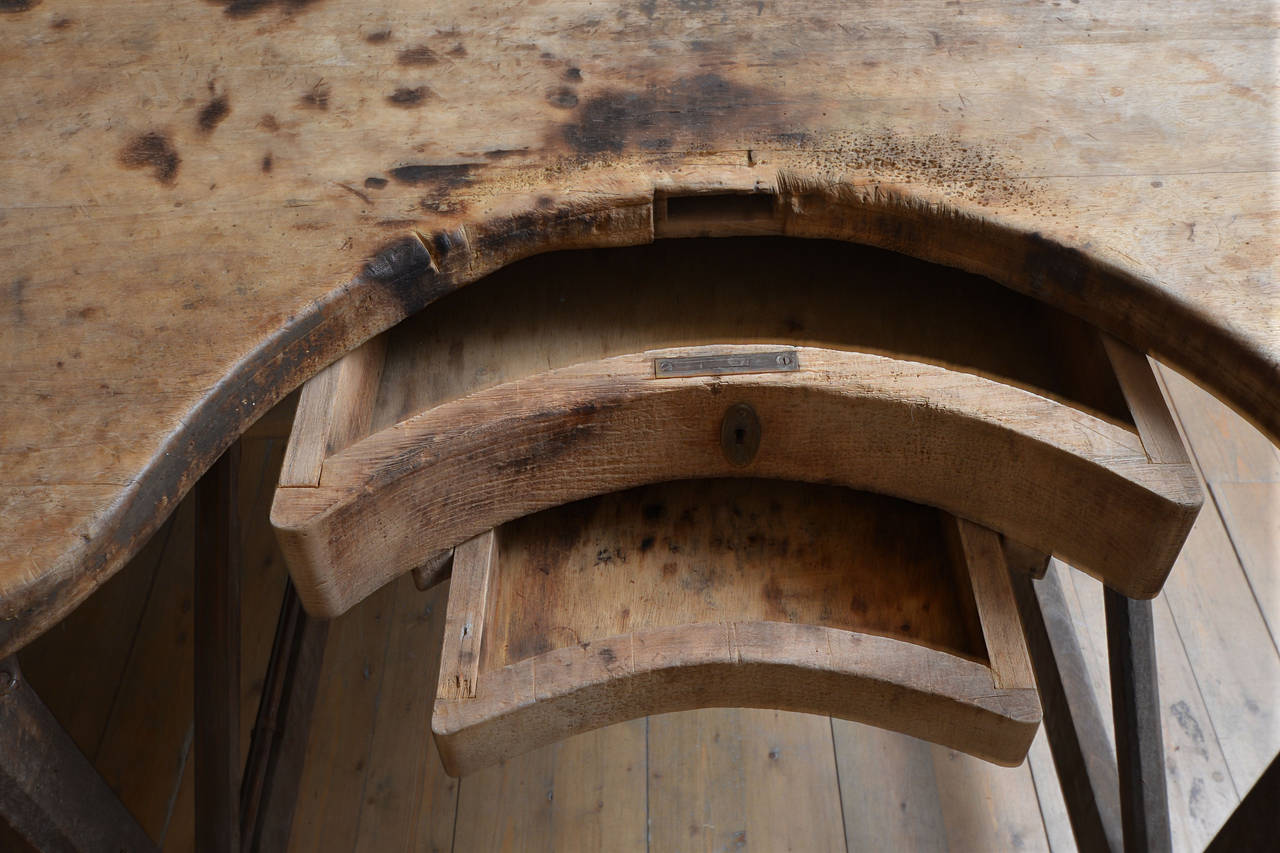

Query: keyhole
720 403 761 467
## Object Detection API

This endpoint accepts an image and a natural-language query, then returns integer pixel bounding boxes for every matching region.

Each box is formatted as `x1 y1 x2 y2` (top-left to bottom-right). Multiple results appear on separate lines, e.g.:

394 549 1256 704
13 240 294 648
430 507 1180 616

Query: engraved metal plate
653 350 798 378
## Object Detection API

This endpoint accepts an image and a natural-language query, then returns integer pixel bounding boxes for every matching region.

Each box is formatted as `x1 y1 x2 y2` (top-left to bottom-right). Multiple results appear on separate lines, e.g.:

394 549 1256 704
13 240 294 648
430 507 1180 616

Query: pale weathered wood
436 530 496 702
831 720 949 851
648 708 846 853
279 338 386 488
432 482 1040 775
274 344 1200 615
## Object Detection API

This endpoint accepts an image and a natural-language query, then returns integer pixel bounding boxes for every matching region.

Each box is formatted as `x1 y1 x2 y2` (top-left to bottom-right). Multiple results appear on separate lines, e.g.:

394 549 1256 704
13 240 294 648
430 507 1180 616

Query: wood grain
1 0 1277 659
274 344 1200 615
432 482 1041 775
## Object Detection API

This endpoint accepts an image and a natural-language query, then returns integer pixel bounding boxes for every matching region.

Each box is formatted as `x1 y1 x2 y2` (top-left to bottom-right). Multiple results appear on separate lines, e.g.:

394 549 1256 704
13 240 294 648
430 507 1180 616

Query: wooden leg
1010 566 1123 853
0 657 158 852
1206 752 1280 852
1104 588 1172 853
195 443 242 853
239 581 328 853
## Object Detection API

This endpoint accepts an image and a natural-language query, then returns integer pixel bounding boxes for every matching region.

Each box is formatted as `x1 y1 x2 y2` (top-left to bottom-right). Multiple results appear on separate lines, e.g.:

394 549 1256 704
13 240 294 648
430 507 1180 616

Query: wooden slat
239 583 328 853
92 498 198 841
931 745 1052 852
1010 566 1123 853
436 530 496 702
351 580 456 853
1102 339 1191 466
285 584 396 853
957 520 1035 690
279 338 387 489
0 658 158 853
832 721 948 852
275 344 1199 615
1064 565 1241 853
195 444 242 853
647 708 846 853
1105 590 1172 853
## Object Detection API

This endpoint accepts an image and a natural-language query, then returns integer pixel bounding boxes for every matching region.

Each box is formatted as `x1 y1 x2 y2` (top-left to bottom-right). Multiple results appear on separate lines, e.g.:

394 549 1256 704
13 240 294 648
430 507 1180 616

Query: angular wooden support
195 443 242 853
431 480 1042 776
1105 589 1172 853
239 581 328 853
1011 564 1123 853
273 344 1201 617
0 657 157 853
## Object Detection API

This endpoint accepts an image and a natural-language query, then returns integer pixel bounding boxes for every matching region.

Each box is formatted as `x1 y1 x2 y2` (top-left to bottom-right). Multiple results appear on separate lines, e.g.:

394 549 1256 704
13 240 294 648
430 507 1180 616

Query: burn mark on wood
363 176 388 189
258 113 280 131
0 0 40 10
365 28 391 43
198 94 230 133
211 0 324 18
388 163 479 188
119 132 181 185
299 81 330 110
397 45 439 66
387 86 432 107
261 152 273 173
447 43 467 57
565 67 582 81
560 73 779 155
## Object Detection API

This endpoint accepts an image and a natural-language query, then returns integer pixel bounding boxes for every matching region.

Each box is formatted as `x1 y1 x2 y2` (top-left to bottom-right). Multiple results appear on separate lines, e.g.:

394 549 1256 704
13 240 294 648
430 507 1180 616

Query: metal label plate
653 350 798 378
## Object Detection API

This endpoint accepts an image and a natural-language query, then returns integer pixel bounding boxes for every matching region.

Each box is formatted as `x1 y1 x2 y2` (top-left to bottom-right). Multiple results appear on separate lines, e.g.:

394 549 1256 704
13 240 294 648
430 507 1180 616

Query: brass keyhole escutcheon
721 403 761 467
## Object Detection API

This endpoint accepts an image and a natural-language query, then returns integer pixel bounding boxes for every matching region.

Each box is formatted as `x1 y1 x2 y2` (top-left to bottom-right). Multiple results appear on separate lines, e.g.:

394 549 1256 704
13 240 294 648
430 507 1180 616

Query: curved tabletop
0 1 1276 655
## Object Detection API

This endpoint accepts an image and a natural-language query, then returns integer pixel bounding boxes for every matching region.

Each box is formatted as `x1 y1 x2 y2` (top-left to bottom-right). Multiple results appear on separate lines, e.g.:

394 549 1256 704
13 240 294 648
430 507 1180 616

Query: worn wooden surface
432 480 1041 775
9 362 1276 850
273 343 1200 614
1 0 1276 657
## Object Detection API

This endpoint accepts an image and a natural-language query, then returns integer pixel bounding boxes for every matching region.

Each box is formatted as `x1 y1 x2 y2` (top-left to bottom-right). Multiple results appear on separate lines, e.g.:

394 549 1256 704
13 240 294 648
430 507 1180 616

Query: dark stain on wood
261 152 273 173
119 132 181 185
0 0 40 10
546 87 579 109
197 95 230 133
363 176 388 190
387 86 432 107
258 113 280 131
388 163 478 188
483 149 525 160
365 28 391 43
447 43 467 57
565 67 582 81
397 45 439 66
299 81 330 110
560 73 779 155
212 0 324 18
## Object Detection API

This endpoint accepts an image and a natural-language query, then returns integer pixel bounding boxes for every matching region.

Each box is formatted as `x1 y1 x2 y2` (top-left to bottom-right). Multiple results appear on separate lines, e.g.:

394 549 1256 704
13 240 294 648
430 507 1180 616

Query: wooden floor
15 363 1280 852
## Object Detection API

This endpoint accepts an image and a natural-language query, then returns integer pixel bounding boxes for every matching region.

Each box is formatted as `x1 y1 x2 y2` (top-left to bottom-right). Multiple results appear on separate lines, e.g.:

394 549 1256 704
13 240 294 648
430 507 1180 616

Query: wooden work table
0 1 1276 657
